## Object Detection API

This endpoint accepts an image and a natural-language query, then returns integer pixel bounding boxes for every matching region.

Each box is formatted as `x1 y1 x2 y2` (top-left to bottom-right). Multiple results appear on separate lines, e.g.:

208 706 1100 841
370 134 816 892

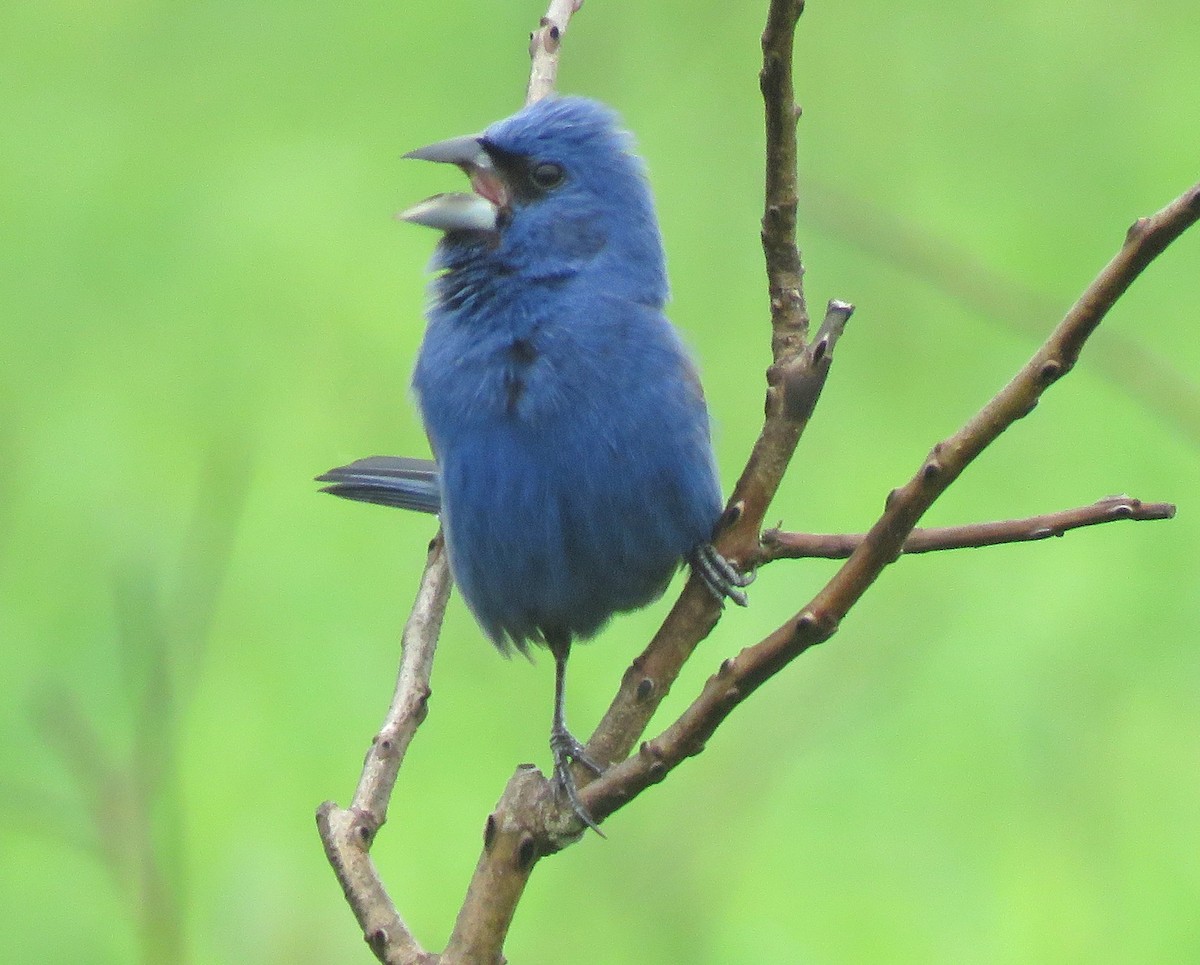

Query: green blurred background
2 1 1198 962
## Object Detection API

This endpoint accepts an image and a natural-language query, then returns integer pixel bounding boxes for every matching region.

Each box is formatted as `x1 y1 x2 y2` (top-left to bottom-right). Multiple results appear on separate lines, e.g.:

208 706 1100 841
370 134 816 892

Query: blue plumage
320 97 747 829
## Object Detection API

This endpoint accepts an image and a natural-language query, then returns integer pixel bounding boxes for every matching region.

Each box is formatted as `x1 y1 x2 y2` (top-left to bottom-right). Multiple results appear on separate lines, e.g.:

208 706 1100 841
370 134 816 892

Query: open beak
399 133 509 233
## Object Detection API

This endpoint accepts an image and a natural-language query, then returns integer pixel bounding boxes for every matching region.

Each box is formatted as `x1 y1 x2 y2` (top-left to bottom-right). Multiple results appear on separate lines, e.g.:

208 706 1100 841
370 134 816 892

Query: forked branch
580 181 1200 820
317 3 581 962
318 0 1197 961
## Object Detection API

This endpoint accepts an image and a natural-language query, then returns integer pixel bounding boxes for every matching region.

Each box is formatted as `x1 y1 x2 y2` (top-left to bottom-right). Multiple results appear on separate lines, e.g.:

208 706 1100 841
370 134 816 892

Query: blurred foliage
1 1 1198 963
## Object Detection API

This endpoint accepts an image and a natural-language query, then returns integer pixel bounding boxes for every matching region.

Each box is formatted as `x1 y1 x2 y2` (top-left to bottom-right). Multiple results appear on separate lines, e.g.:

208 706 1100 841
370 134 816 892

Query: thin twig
759 495 1177 561
580 181 1200 821
581 0 824 784
317 535 450 965
527 0 584 104
321 3 583 962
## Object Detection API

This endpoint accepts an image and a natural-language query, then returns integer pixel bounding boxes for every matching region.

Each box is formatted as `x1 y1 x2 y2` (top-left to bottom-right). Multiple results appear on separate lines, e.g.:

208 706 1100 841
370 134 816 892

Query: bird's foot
692 542 754 607
550 724 605 836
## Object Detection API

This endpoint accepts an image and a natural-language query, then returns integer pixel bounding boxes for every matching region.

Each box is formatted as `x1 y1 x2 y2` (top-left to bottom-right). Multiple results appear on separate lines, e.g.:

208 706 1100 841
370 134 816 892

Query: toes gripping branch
692 542 754 607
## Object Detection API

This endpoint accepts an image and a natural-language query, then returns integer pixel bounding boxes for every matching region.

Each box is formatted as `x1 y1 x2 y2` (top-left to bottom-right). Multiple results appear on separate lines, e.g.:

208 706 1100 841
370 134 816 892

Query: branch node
1126 217 1150 243
635 677 655 700
638 740 672 781
1039 359 1064 383
718 500 745 530
516 834 539 871
795 609 838 645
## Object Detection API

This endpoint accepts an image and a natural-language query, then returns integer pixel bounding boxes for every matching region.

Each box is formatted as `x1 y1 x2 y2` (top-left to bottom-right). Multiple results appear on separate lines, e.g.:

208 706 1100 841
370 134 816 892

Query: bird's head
400 96 667 306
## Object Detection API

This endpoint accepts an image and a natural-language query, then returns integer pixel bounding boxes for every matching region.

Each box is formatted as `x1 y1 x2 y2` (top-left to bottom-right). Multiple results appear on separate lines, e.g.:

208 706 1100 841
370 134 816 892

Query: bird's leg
691 541 754 607
547 633 605 835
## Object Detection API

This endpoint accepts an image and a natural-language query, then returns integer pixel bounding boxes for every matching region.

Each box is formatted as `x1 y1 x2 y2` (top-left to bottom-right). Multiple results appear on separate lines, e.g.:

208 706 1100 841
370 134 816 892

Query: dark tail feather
316 455 441 514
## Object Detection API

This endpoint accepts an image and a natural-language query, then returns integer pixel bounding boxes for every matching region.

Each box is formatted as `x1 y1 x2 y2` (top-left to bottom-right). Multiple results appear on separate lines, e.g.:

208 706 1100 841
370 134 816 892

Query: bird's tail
316 455 441 514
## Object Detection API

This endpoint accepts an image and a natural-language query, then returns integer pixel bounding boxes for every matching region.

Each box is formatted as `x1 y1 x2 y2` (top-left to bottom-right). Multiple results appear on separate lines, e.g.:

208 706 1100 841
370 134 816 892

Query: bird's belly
437 421 701 651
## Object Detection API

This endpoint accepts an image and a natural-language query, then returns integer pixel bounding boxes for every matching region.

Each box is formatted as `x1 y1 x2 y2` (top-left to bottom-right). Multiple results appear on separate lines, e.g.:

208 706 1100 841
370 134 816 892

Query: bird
319 96 750 831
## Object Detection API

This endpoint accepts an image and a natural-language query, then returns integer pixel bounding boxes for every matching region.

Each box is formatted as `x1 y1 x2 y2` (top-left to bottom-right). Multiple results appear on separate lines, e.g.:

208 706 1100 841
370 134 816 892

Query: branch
581 0 827 784
316 535 451 965
526 0 583 104
441 767 561 964
759 495 1177 561
729 0 817 548
320 4 583 962
437 6 593 959
320 0 1197 956
579 180 1200 820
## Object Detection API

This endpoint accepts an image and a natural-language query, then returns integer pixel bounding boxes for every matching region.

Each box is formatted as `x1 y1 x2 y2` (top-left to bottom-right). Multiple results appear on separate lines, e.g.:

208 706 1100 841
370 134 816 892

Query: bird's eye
530 162 565 189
